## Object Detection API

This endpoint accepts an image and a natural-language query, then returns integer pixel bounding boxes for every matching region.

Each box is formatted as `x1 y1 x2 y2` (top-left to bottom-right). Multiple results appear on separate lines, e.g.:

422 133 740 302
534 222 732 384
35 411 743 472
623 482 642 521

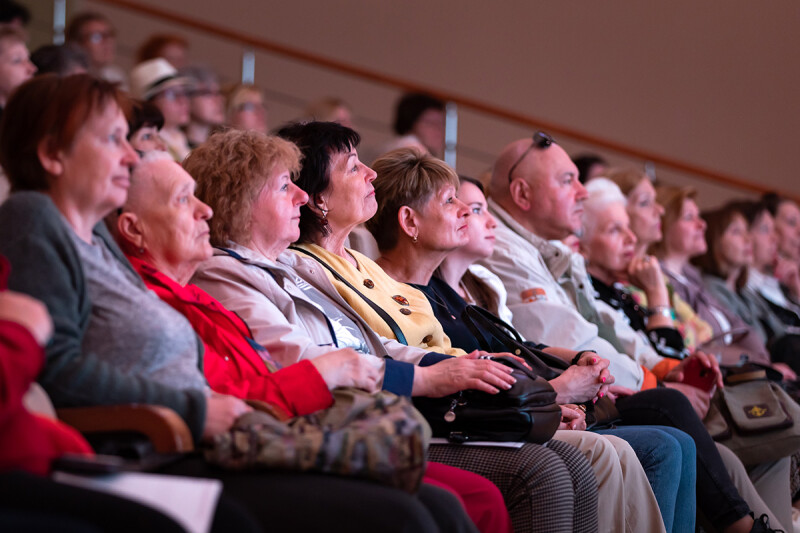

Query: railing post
53 0 67 45
444 101 458 169
241 48 255 84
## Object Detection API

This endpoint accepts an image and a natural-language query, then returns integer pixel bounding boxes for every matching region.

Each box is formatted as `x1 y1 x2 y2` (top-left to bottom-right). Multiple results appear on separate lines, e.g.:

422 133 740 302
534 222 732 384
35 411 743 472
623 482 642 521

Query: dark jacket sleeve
0 194 207 442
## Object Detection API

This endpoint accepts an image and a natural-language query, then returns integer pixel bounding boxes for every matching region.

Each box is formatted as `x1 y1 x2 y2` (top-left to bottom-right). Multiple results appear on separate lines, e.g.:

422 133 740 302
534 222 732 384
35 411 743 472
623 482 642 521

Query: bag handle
290 246 409 346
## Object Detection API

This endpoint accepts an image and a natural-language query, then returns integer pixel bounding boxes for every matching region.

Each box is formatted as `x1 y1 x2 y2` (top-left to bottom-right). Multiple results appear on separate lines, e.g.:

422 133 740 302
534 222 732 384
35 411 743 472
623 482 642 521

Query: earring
321 208 328 220
412 234 418 244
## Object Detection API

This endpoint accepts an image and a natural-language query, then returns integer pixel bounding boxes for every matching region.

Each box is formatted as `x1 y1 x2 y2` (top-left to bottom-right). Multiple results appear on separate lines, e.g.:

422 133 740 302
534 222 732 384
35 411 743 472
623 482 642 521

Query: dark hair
127 99 164 139
65 12 110 43
0 73 130 191
0 0 30 25
727 199 770 228
762 192 791 218
136 34 188 64
276 121 361 243
30 43 89 76
692 205 748 290
458 175 484 194
572 153 608 184
393 93 444 135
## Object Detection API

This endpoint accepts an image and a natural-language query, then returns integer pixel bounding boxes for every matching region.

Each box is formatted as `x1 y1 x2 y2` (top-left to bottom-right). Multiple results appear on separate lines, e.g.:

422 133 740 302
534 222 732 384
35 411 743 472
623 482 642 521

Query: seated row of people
0 72 791 533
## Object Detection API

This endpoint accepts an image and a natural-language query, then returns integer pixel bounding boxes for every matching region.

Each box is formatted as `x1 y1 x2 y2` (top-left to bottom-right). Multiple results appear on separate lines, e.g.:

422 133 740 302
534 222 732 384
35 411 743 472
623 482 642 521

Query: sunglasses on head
507 131 554 183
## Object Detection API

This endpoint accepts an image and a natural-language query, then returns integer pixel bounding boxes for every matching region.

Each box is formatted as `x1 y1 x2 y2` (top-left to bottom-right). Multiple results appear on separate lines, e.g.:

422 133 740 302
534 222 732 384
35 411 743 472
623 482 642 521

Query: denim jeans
596 425 696 533
616 386 751 530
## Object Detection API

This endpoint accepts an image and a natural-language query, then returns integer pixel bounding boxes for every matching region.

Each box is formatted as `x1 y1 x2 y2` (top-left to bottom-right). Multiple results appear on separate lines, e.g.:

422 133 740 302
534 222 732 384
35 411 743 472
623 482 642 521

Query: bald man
481 136 653 389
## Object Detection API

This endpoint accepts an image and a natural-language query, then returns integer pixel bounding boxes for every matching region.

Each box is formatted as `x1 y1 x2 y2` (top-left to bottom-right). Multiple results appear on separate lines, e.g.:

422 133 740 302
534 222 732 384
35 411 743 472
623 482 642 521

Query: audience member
572 153 608 184
304 96 354 128
30 43 88 77
65 12 126 88
0 26 34 111
763 193 800 263
384 92 445 157
129 58 192 161
0 0 29 28
180 64 225 148
224 83 268 134
136 34 189 69
127 99 167 152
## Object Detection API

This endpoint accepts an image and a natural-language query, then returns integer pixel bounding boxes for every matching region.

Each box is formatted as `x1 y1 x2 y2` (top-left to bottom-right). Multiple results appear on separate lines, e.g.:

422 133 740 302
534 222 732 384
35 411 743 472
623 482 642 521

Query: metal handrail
78 0 792 199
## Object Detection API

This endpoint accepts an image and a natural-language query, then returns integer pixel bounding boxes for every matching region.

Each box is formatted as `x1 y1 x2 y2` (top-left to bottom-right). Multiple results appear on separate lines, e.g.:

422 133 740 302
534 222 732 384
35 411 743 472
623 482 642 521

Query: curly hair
367 147 458 252
183 129 302 246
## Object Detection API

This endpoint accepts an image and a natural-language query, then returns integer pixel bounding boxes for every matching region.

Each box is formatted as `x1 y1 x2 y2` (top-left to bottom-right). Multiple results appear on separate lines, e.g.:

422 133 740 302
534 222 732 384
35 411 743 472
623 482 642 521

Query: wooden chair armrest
57 404 194 453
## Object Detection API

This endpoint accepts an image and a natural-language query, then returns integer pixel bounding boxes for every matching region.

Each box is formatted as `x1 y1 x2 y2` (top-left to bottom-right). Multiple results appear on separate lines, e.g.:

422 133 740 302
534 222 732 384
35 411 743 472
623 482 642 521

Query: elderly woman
604 167 714 352
186 127 600 533
579 179 791 533
0 75 471 533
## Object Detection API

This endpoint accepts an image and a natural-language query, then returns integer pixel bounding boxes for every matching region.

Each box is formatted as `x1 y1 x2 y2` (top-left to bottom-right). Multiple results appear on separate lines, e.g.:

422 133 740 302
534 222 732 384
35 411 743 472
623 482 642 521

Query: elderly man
482 134 657 389
482 134 791 533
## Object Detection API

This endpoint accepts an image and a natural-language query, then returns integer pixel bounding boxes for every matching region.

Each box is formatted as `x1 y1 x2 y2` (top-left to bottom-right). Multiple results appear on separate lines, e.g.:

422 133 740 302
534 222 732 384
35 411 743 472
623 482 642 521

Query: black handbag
460 304 620 429
412 357 562 443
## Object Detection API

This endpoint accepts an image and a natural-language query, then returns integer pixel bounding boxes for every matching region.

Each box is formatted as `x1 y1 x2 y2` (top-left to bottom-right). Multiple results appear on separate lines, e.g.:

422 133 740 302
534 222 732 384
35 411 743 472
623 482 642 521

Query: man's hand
558 404 586 431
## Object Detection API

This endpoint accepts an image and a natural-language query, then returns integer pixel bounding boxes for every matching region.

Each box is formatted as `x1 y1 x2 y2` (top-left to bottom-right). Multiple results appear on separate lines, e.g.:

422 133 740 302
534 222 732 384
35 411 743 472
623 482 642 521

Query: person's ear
117 212 146 251
397 205 420 241
36 137 64 177
510 178 532 211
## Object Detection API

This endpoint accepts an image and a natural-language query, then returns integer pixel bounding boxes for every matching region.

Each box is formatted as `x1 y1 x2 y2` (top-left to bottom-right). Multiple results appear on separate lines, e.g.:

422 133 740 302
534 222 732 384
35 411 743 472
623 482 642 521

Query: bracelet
648 305 675 320
571 350 597 366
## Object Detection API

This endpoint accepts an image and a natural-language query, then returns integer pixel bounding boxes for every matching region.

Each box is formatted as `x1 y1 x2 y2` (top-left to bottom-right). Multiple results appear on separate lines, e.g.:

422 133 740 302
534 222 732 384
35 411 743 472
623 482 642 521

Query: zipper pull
444 398 458 422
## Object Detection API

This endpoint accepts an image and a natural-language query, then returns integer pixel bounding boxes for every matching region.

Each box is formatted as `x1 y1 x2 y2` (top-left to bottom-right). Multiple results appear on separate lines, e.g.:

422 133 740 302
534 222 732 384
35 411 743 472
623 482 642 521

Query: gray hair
581 177 627 241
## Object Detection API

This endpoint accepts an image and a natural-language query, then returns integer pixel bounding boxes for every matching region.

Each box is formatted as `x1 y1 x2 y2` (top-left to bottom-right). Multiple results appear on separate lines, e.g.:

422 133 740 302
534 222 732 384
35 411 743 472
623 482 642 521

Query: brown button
363 279 374 289
422 335 433 343
392 294 410 306
399 308 412 315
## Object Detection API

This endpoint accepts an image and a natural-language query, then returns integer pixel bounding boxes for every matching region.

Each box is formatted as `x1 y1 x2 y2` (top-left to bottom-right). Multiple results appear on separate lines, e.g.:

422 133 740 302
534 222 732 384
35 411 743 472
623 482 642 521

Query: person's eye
352 165 359 172
140 133 153 141
280 183 289 191
178 195 190 204
446 197 455 204
471 207 482 215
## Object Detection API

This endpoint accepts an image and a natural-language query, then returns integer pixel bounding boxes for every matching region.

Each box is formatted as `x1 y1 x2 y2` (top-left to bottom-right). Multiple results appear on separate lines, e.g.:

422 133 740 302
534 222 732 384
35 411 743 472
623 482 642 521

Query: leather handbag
704 363 800 466
412 356 562 443
204 388 429 493
461 304 620 429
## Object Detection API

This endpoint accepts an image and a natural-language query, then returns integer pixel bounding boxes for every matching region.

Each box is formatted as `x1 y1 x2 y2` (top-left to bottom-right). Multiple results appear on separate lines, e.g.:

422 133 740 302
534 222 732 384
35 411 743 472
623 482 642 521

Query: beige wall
24 0 800 208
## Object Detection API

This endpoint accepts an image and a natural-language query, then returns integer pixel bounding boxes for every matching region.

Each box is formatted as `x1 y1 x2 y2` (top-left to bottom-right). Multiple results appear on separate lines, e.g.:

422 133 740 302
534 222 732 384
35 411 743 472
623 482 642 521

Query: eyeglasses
83 30 115 44
236 101 266 113
156 88 188 102
507 131 554 183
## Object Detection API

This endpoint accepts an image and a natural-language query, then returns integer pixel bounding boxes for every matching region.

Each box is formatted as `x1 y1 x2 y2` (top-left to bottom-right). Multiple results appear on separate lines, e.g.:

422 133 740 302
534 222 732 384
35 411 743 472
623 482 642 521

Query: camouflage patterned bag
203 388 430 493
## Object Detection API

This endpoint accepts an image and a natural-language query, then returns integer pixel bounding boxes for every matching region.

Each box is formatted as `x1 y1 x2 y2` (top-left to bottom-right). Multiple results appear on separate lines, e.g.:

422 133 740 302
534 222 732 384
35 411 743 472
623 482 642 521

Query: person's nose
574 180 588 202
625 227 637 246
365 164 377 184
196 198 213 220
121 139 139 167
487 212 498 229
455 198 470 219
292 182 309 206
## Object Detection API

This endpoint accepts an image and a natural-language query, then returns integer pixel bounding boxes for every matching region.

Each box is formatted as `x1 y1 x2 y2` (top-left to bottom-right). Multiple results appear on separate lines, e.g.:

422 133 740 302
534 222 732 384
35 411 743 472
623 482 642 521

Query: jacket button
422 335 433 343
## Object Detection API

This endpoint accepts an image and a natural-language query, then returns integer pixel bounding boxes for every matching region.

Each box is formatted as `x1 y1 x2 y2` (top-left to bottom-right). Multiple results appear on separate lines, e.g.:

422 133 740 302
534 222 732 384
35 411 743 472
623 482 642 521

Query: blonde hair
183 129 301 245
604 167 649 196
367 147 459 251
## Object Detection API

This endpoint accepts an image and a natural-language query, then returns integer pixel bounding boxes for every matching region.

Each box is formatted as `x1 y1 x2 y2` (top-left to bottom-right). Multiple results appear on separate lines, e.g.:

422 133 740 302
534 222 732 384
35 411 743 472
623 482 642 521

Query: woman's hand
549 356 613 404
664 351 724 389
558 404 586 431
413 352 516 397
202 392 252 440
772 362 797 382
0 291 53 346
627 255 670 306
774 257 800 300
605 385 636 403
663 381 712 419
310 348 381 392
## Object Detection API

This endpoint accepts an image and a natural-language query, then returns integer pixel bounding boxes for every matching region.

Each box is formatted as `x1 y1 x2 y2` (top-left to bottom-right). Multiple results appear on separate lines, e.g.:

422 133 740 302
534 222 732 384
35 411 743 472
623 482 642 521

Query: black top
412 276 548 354
590 276 688 360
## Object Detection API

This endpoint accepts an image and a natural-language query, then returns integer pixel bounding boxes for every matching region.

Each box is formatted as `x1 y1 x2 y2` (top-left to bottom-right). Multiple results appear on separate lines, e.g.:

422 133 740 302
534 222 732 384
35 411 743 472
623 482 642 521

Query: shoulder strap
290 246 409 346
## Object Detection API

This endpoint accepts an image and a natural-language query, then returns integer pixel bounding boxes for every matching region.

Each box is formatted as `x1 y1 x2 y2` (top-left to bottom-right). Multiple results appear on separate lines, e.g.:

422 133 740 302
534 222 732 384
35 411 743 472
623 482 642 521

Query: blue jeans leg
595 425 694 533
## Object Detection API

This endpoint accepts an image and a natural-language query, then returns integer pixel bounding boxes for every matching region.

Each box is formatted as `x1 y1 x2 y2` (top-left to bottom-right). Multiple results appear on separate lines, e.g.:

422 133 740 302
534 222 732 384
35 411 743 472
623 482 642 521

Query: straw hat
129 58 191 100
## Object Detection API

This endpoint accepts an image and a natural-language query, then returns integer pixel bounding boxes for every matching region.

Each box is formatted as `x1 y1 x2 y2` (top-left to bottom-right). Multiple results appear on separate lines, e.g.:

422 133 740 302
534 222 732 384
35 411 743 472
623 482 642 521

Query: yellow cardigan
293 243 466 356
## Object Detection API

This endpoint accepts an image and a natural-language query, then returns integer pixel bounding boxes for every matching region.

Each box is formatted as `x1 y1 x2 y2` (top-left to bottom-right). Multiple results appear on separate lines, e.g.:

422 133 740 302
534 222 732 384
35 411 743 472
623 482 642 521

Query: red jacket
0 254 92 476
129 256 333 417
